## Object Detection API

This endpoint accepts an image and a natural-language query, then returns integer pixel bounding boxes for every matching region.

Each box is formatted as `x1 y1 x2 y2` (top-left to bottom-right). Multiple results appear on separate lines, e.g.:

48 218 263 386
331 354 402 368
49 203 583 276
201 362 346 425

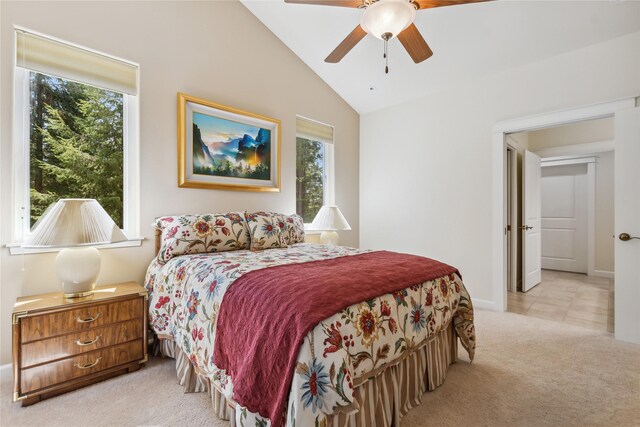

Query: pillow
155 212 250 264
282 214 305 245
244 211 288 251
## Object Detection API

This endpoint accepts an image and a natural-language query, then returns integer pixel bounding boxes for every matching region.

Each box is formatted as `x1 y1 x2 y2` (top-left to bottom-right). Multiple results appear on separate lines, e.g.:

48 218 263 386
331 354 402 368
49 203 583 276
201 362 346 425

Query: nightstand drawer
20 297 143 343
21 319 143 368
20 339 144 394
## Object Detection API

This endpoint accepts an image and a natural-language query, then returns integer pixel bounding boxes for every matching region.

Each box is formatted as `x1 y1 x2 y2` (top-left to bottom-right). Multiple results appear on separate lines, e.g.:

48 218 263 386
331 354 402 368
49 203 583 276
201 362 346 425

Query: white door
523 150 542 291
540 164 588 273
615 107 640 344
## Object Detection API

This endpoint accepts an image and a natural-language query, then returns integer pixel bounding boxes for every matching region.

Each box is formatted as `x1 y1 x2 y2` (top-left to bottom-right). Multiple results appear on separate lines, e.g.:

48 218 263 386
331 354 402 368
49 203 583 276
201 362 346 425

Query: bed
144 211 476 426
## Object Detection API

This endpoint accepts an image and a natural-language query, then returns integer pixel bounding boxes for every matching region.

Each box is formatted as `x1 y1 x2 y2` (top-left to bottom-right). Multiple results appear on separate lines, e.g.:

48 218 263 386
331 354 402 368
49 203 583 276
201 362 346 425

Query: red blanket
213 250 459 426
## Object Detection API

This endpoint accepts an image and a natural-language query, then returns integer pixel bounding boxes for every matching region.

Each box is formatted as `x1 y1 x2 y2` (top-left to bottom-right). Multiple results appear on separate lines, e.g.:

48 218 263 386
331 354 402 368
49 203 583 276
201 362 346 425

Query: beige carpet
2 310 639 427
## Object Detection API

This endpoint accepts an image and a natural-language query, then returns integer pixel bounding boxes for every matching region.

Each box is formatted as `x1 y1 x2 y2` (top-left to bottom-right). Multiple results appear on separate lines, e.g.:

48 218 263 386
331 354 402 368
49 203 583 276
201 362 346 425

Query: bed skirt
155 322 458 427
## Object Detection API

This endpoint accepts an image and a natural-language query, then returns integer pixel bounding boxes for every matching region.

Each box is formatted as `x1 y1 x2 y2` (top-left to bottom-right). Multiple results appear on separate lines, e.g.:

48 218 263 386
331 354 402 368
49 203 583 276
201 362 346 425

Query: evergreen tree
296 138 324 223
29 72 123 227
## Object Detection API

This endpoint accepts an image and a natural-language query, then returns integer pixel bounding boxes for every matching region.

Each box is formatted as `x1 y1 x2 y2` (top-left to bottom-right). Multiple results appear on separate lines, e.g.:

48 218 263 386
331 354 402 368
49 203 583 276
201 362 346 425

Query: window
12 29 140 246
295 117 334 224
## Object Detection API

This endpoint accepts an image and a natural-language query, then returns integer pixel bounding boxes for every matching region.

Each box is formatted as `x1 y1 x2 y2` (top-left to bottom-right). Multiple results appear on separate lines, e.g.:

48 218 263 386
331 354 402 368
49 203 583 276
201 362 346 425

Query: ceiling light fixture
360 0 416 73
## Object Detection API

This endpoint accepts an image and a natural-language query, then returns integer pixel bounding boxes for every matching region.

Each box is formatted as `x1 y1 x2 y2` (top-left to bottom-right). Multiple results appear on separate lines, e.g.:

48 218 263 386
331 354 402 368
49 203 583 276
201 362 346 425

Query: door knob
619 233 640 241
519 225 533 230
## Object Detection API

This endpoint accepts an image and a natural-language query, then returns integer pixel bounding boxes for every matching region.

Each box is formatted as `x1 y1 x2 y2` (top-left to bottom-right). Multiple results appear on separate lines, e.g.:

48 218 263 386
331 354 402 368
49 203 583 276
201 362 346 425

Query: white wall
529 117 614 151
506 132 529 153
594 151 615 273
0 0 360 365
360 32 640 308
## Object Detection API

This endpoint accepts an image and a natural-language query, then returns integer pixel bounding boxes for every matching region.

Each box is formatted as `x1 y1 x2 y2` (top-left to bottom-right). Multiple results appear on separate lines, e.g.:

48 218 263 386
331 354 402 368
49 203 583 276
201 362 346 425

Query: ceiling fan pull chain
385 39 388 73
382 32 391 74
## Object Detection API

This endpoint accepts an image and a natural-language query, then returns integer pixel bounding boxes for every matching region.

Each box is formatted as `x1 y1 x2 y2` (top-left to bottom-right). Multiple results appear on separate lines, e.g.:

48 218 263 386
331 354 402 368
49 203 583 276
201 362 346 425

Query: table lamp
22 199 127 298
307 205 351 246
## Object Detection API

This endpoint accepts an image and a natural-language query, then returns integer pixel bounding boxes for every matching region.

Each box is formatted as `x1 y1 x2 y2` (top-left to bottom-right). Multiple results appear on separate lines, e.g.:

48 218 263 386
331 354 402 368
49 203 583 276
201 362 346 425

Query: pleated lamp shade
23 199 127 248
308 205 351 231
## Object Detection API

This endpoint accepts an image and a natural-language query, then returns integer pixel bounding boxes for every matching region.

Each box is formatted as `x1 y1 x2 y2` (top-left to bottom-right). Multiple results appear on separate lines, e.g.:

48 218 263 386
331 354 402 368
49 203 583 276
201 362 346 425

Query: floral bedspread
145 244 475 426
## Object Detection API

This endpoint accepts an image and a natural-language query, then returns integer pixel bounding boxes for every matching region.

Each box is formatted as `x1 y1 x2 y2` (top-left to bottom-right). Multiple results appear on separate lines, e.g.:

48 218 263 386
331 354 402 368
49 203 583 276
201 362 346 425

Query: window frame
9 68 141 254
295 117 335 228
323 140 335 207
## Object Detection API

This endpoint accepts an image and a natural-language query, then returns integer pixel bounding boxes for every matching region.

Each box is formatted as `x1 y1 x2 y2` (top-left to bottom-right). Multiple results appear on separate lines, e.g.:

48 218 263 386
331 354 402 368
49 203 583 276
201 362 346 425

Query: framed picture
177 93 281 192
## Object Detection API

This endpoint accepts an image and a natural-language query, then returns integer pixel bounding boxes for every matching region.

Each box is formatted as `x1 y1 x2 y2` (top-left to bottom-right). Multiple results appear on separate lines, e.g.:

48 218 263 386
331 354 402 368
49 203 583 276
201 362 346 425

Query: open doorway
505 117 615 333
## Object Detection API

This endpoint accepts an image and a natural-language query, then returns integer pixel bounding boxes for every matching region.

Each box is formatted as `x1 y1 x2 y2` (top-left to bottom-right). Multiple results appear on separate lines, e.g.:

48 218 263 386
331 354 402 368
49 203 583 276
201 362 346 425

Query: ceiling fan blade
397 24 433 63
284 0 363 8
325 25 367 63
414 0 492 10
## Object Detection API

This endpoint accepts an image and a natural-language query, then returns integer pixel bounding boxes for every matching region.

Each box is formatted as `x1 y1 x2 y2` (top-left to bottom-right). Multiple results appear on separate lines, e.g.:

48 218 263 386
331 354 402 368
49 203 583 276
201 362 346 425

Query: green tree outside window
29 72 124 228
296 137 325 223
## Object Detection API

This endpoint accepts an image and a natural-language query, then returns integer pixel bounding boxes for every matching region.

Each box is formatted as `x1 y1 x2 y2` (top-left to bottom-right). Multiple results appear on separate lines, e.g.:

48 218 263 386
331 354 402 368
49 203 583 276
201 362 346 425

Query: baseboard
473 298 499 311
592 270 614 279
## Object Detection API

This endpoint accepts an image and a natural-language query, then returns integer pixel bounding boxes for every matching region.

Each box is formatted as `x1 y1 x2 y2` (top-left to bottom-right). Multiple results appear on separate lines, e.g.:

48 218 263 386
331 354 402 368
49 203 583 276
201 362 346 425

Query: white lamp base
56 246 101 298
320 231 340 246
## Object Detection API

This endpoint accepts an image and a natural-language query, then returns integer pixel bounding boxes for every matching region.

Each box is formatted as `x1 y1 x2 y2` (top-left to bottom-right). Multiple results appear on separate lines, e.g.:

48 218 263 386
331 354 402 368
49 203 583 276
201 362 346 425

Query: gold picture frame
177 93 281 192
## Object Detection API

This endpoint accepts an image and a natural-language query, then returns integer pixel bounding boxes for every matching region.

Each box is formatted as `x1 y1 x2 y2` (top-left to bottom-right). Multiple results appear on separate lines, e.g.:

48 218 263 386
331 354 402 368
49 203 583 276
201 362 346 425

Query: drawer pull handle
75 335 101 346
76 313 101 323
74 357 102 370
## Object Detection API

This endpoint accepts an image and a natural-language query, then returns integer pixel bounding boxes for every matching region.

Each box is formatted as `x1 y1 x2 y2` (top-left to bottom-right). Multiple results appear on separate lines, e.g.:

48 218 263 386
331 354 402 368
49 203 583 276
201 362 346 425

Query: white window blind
296 116 334 145
16 29 138 95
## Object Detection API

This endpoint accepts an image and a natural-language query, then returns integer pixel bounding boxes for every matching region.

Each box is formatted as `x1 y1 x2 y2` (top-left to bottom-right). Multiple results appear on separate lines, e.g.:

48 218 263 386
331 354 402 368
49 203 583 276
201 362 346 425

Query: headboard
154 227 161 257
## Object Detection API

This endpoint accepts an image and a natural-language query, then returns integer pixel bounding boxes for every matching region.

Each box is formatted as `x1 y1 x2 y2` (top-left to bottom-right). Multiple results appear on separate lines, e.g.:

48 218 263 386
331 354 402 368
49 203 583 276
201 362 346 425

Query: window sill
303 225 321 235
6 238 144 255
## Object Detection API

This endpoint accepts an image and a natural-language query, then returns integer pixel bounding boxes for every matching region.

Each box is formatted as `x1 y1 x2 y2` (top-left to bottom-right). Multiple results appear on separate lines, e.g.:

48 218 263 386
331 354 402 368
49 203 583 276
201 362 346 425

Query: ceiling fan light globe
360 0 416 40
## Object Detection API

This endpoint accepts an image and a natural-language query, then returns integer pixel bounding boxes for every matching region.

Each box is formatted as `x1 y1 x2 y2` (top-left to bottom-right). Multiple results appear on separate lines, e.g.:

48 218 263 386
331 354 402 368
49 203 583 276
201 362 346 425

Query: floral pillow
244 212 288 251
282 214 305 245
155 212 250 264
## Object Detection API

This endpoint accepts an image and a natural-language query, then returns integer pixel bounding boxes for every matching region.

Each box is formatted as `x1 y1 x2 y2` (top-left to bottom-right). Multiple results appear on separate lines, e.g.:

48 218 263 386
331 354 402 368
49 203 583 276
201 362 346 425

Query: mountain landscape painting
192 111 271 180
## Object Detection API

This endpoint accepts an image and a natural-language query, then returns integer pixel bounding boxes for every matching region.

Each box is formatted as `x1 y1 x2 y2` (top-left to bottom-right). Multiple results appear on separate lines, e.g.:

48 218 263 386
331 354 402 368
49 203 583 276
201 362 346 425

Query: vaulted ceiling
241 0 640 114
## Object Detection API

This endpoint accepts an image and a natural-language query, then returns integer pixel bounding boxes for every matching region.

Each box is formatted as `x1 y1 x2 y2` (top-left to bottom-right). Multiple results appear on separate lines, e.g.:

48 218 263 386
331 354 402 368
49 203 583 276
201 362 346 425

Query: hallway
507 269 614 333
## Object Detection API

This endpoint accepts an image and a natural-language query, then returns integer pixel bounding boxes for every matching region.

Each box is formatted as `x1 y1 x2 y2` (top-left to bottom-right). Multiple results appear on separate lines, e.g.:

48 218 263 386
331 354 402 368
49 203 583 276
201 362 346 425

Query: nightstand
12 282 148 406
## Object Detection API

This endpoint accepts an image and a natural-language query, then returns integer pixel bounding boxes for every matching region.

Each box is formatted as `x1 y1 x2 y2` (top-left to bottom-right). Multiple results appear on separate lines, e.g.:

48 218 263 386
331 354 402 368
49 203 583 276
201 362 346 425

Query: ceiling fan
284 0 492 73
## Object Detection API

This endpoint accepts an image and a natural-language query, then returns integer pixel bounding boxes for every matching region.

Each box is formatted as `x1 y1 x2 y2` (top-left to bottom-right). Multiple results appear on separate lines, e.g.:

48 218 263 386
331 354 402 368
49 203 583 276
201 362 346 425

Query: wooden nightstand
12 282 148 406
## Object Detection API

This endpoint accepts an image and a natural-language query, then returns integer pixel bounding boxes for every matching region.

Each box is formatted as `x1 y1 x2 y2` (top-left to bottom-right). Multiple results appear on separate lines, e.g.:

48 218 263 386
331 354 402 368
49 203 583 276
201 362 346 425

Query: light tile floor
507 269 614 333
